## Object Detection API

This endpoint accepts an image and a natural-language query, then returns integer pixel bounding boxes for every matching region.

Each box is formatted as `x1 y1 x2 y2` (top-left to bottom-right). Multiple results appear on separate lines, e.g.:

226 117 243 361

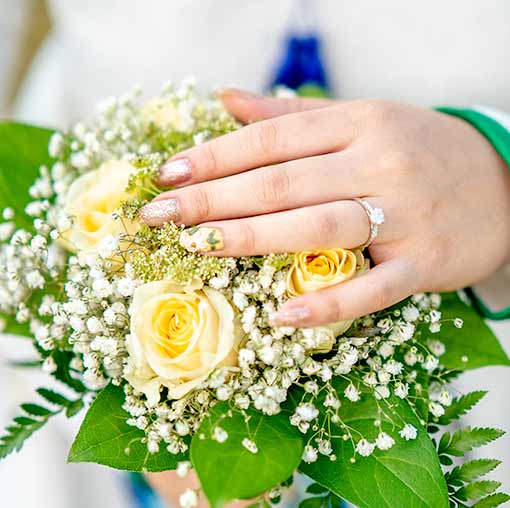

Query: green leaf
37 388 72 407
425 292 510 369
440 427 505 457
20 403 54 418
0 121 54 230
299 379 449 508
0 121 55 336
65 399 85 418
456 480 501 501
306 483 329 495
68 383 185 472
191 403 304 508
298 497 328 508
449 459 501 483
438 391 487 426
473 492 510 507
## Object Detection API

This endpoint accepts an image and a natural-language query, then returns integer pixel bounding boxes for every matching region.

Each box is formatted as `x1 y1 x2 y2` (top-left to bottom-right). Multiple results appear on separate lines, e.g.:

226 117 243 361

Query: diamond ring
353 198 385 248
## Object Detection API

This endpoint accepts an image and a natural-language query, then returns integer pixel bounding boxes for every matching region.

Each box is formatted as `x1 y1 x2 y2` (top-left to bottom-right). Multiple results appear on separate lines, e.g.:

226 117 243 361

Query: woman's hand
140 90 510 328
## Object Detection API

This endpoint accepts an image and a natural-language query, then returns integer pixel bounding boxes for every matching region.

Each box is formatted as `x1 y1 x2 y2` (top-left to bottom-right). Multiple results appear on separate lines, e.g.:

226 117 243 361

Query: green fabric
436 107 510 320
436 107 510 171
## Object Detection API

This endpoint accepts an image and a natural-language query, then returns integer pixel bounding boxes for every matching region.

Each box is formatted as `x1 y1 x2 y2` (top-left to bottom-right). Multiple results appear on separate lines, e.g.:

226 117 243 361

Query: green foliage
299 379 449 508
0 387 83 460
69 383 186 472
299 486 342 508
437 422 507 506
425 293 510 370
437 391 487 427
448 459 502 485
472 493 510 507
0 121 55 336
191 402 304 508
438 427 504 458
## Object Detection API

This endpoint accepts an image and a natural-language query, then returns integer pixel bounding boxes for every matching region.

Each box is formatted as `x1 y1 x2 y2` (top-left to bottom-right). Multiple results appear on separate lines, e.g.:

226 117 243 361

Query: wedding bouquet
1 80 509 508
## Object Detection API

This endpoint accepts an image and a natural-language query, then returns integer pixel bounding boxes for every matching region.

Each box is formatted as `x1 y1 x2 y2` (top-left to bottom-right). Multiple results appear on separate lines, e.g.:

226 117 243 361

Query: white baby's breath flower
213 426 228 443
399 424 418 440
429 401 445 418
242 438 258 454
344 384 360 402
302 445 318 463
296 403 319 422
179 489 198 508
375 432 395 451
176 461 192 478
402 304 420 322
355 439 375 457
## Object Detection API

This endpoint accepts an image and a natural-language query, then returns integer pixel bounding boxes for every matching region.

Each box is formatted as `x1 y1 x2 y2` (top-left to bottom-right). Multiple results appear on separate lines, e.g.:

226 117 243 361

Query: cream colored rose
143 98 194 131
287 248 369 336
61 160 139 253
125 278 243 405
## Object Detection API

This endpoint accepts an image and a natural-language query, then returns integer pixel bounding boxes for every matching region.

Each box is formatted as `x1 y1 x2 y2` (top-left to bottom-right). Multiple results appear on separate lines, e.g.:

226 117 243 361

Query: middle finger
140 148 373 227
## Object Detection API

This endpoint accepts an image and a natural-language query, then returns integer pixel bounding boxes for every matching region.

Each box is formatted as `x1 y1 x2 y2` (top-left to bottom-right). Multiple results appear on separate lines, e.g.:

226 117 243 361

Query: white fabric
0 1 509 506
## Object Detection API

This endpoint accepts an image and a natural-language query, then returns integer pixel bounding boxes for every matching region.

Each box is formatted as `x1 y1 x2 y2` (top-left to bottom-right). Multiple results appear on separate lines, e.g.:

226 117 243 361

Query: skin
140 89 510 330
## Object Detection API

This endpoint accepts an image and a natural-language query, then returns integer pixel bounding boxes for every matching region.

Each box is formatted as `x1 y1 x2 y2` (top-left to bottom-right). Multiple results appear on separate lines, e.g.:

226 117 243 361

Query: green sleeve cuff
437 106 510 320
436 106 510 172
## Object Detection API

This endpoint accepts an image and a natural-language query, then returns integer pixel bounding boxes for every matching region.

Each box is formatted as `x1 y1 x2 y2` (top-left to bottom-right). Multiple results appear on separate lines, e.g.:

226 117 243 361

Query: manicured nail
179 227 224 253
157 158 192 187
214 87 260 100
269 305 312 326
139 199 181 226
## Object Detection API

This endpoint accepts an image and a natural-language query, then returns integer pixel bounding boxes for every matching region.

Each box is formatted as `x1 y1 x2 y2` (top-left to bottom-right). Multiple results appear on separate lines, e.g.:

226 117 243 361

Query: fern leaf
473 492 510 507
448 459 501 483
456 481 501 501
20 403 54 418
37 388 72 407
442 427 505 457
0 419 47 459
438 391 487 426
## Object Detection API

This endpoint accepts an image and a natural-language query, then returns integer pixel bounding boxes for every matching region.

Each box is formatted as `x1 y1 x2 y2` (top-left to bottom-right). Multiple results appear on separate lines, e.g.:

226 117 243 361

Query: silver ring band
353 198 385 248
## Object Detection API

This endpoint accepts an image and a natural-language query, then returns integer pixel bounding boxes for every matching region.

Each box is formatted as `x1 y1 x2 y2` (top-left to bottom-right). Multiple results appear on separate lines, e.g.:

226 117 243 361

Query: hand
146 471 252 507
140 90 510 328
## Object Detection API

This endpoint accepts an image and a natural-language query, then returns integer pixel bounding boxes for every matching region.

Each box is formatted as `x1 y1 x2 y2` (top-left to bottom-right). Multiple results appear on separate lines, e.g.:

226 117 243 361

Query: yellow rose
61 160 139 253
143 98 194 131
287 248 369 335
125 278 243 405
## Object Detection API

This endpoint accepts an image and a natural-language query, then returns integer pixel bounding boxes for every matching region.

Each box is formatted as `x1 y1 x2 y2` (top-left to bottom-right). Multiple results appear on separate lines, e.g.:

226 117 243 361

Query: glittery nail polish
157 158 192 186
179 227 224 253
139 199 181 226
269 305 312 326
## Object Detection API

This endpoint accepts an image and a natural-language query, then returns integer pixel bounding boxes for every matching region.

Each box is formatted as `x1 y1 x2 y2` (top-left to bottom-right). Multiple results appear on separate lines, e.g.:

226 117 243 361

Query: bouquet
1 80 509 508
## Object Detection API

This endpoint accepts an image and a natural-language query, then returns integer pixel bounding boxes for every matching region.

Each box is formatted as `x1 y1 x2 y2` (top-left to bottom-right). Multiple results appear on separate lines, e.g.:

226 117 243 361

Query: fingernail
269 305 312 326
157 158 192 187
179 226 224 253
214 87 260 100
139 199 181 226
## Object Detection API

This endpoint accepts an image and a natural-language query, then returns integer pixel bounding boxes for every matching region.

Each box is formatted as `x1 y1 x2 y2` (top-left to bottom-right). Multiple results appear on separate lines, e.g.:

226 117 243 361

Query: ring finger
178 198 394 256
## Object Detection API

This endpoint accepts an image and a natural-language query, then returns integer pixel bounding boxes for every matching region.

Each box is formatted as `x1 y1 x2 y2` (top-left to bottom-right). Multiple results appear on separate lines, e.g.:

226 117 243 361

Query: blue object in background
269 0 331 97
127 473 166 508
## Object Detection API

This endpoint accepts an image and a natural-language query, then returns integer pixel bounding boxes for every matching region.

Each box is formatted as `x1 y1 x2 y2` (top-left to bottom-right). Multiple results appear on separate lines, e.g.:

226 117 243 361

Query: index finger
155 105 355 189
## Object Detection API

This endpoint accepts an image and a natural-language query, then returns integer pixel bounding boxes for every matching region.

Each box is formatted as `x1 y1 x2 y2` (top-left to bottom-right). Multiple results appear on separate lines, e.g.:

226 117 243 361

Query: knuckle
324 296 343 323
239 222 256 253
311 211 340 245
255 168 290 205
191 186 212 222
354 99 398 128
378 148 415 175
199 142 220 177
251 119 280 154
366 279 391 310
